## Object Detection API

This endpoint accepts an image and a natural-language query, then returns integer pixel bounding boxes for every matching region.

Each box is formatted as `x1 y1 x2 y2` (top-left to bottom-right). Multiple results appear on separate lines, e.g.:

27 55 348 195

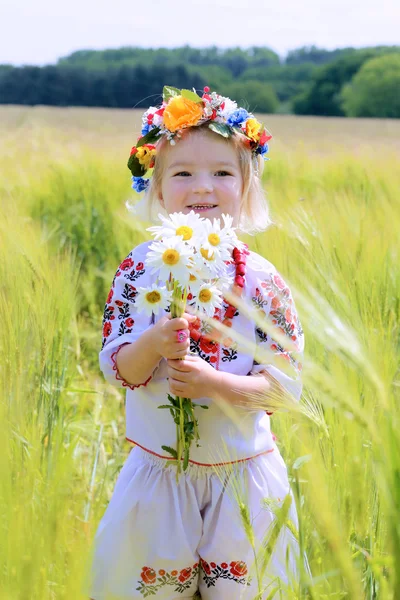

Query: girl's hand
154 312 196 360
166 354 220 399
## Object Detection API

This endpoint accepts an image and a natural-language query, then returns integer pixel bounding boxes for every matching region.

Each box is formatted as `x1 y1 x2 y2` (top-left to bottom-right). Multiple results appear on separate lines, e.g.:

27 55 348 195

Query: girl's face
158 131 243 224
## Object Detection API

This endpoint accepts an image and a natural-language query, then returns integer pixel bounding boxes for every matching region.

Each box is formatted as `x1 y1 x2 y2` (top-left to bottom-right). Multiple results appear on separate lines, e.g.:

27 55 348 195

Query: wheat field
1 105 399 599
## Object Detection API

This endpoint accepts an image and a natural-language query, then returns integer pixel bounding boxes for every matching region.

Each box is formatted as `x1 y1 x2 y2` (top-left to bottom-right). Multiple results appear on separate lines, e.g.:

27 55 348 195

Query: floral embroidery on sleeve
252 271 304 377
101 251 145 350
100 249 154 389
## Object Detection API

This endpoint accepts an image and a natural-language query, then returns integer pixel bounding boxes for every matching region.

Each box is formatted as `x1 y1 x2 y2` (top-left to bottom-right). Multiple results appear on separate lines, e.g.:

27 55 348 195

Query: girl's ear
158 191 165 209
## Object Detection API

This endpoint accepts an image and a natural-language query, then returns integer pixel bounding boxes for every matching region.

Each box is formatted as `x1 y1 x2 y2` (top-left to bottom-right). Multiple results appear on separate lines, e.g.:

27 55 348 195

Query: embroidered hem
111 343 152 390
137 559 251 596
126 437 274 467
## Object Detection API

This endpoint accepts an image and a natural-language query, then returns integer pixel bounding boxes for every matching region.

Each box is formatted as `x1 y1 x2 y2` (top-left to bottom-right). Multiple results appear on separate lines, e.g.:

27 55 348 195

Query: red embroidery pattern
136 560 251 596
252 271 304 376
136 562 199 597
101 251 145 350
200 559 251 588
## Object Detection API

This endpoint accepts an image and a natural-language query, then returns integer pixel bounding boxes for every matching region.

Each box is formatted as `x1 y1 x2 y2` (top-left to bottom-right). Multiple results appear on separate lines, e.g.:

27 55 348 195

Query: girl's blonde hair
127 124 273 235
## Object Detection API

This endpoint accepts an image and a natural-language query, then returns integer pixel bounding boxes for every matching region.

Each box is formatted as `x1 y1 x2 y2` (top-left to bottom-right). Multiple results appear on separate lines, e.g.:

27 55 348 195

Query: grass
0 105 399 599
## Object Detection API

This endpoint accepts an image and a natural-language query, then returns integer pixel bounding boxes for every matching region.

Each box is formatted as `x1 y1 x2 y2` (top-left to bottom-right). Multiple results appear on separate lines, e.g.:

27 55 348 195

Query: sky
1 0 399 65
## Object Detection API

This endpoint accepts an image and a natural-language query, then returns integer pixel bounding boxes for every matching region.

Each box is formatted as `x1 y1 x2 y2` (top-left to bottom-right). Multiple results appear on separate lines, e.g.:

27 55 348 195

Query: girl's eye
215 170 231 177
173 171 191 177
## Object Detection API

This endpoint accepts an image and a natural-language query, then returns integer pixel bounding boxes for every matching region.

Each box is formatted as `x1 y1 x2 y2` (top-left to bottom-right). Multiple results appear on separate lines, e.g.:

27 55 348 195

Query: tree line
1 45 399 117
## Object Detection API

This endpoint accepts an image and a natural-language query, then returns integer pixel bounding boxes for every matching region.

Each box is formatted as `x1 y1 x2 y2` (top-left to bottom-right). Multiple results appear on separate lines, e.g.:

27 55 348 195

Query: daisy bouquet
136 211 241 473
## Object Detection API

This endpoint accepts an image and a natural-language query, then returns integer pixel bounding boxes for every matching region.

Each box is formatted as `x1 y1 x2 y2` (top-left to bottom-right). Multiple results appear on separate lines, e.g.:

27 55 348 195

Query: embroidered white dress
87 241 306 600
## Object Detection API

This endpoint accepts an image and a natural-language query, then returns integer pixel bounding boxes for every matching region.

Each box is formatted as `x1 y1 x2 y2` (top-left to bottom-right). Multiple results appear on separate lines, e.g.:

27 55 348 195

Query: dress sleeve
99 244 155 389
249 269 305 405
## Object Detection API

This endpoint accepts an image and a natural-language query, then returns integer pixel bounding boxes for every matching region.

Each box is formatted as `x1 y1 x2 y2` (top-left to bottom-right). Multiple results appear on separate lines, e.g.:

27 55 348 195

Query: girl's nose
192 175 213 194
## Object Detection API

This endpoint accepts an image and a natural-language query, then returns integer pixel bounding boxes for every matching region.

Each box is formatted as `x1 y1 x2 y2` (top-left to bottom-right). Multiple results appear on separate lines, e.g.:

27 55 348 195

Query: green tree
341 54 400 118
292 47 400 116
222 80 279 114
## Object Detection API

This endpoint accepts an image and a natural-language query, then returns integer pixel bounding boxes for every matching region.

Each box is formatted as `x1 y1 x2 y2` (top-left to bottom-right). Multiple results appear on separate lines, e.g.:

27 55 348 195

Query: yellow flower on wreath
135 145 157 170
245 118 262 142
163 96 203 132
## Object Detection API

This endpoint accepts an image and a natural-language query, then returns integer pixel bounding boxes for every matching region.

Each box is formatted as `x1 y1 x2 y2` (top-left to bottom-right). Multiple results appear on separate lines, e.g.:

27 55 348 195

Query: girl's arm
211 370 272 407
167 355 278 409
116 314 195 387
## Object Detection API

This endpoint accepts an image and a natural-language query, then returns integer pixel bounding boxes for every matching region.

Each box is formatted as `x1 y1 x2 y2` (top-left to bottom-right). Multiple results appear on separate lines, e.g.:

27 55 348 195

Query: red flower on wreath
120 258 134 271
230 561 248 577
140 567 156 585
103 321 112 338
178 567 192 583
125 318 134 328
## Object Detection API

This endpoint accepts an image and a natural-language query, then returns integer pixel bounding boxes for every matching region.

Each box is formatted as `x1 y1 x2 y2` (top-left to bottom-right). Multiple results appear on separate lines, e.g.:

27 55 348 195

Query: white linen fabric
87 446 303 600
99 241 304 465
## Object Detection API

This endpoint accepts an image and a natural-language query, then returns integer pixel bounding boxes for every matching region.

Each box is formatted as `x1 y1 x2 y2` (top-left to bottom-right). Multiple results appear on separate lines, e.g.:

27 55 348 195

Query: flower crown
128 85 272 193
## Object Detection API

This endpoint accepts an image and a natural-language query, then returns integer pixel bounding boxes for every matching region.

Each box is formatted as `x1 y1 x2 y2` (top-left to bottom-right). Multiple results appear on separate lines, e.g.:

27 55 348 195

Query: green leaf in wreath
158 404 175 410
127 154 145 177
181 89 203 103
161 445 178 459
208 122 232 138
163 86 180 101
136 126 161 147
197 405 209 410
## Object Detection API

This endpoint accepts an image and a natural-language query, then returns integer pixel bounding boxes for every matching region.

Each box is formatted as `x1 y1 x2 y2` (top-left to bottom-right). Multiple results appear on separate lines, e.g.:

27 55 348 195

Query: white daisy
197 245 226 277
135 283 173 317
194 284 223 317
147 211 205 248
214 272 235 293
146 236 193 285
200 214 237 261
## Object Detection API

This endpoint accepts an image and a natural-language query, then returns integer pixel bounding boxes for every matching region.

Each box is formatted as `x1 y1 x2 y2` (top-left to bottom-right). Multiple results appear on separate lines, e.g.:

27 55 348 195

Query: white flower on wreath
194 284 223 317
147 211 205 247
135 283 173 317
218 98 238 121
146 236 192 285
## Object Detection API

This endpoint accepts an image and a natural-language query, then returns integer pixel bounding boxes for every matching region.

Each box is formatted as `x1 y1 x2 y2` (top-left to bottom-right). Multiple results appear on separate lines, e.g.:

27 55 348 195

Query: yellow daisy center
176 225 193 240
200 248 215 261
162 249 180 265
189 274 197 282
145 290 162 304
199 289 212 303
208 233 220 246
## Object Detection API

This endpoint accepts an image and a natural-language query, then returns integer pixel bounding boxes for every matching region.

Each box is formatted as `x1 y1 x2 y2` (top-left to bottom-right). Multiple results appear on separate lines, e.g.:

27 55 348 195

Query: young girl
89 86 305 600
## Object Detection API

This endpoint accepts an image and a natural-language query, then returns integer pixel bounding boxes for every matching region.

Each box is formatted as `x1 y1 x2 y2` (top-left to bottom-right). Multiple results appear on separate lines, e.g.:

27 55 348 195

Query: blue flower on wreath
132 176 150 193
256 143 269 157
227 108 250 127
141 122 156 136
